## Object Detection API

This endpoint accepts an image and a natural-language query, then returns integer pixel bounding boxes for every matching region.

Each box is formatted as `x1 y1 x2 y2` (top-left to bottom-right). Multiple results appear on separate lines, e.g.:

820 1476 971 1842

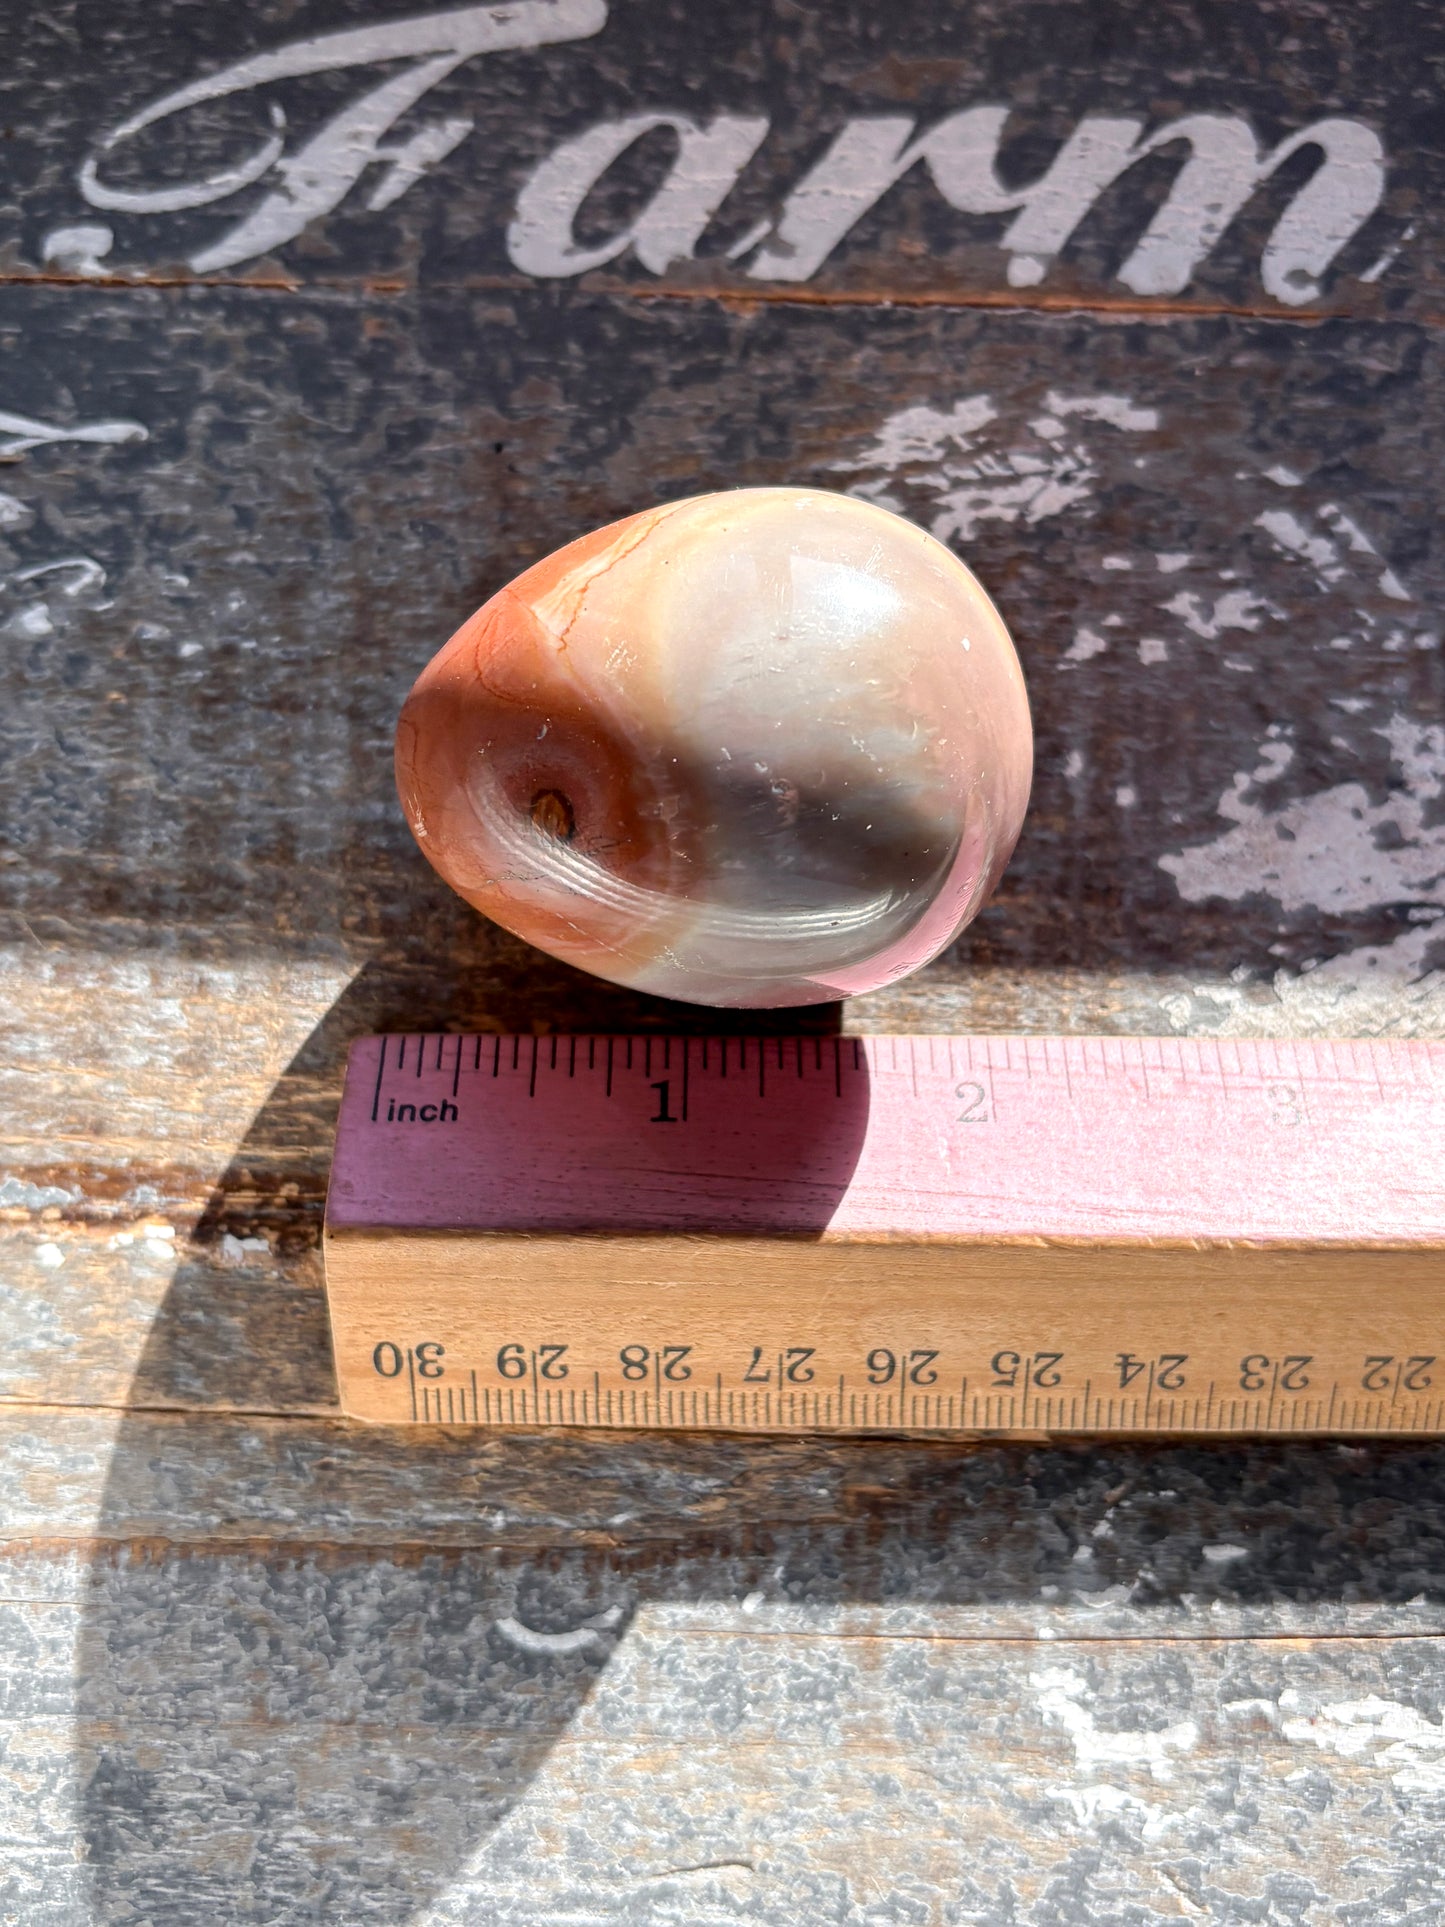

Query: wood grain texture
1 289 1441 984
0 0 1443 1918
7 1618 1445 1924
11 1429 1445 1921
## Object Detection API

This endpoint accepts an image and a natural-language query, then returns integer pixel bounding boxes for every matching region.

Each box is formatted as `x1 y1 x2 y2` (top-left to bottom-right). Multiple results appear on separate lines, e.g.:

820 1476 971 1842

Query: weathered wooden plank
8 1592 1445 1923
0 1224 334 1413
0 0 1436 319
3 286 1439 972
0 286 1440 1233
10 1407 1445 1636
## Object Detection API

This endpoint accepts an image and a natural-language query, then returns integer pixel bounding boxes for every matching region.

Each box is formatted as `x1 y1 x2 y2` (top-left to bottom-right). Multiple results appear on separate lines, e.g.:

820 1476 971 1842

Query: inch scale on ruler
323 1033 1445 1438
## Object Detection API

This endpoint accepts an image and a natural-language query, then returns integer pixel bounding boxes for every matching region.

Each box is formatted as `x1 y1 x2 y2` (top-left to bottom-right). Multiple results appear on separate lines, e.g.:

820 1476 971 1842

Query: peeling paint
1044 1781 1177 1839
838 387 1157 542
1161 717 1445 933
1161 588 1276 638
1064 626 1109 662
1282 1693 1445 1794
1033 1667 1200 1781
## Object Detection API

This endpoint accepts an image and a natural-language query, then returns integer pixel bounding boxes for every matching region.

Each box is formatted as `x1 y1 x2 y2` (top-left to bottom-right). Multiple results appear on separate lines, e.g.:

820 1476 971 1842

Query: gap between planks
0 1395 338 1420
0 267 1429 327
0 1568 1438 1650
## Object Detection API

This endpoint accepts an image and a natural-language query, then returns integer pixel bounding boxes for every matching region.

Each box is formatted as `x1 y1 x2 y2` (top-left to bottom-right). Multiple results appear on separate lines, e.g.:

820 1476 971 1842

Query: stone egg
395 487 1032 1007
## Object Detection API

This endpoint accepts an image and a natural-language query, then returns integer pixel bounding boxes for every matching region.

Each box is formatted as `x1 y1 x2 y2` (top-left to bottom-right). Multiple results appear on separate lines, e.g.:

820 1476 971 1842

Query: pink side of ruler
325 1033 1445 1244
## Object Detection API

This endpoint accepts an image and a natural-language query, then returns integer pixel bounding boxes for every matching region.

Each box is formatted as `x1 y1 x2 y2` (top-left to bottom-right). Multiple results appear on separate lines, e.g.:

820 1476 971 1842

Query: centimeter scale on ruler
323 1031 1445 1438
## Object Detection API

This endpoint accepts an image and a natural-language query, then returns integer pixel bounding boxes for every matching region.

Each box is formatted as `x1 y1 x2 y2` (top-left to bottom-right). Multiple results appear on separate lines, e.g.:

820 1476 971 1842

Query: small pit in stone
529 788 576 842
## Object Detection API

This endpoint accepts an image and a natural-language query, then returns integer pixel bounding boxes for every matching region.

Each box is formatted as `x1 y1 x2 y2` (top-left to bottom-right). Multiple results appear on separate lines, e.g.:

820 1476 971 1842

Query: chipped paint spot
1063 626 1109 662
838 389 1156 543
1162 587 1276 638
1318 502 1379 558
1361 218 1417 283
1162 717 1445 924
1257 499 1412 608
1257 506 1344 579
842 396 997 473
1033 1667 1199 1781
1044 1782 1177 1840
1046 392 1159 432
41 224 115 276
14 555 106 598
1282 1694 1445 1794
217 1232 271 1266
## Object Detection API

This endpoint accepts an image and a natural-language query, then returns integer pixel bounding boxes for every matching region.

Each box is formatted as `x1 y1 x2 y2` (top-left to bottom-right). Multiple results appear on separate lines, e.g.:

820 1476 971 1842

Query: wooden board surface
1 0 1443 1919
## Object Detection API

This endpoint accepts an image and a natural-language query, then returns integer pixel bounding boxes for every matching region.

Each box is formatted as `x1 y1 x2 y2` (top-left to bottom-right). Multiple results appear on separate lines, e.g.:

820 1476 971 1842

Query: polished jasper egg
395 487 1032 1007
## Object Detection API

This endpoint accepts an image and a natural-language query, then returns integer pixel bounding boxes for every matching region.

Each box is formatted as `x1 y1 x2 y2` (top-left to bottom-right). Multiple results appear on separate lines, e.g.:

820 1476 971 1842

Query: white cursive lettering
507 112 769 275
742 108 1383 304
74 4 1388 306
80 0 607 272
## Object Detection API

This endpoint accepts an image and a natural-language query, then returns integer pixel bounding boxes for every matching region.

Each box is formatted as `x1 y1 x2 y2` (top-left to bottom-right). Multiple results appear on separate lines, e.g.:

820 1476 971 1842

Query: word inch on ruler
323 1033 1445 1439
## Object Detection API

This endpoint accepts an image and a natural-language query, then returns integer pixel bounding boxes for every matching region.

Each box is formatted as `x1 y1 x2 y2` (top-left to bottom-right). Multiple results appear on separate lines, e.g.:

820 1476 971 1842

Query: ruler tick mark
370 1036 387 1122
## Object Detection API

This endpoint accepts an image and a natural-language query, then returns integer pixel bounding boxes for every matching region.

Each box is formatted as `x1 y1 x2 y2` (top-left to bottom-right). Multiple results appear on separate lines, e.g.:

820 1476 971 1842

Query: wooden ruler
323 1033 1445 1437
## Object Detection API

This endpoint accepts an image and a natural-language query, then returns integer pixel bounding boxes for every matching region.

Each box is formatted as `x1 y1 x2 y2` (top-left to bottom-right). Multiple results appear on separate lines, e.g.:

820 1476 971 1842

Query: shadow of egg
74 958 867 1922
